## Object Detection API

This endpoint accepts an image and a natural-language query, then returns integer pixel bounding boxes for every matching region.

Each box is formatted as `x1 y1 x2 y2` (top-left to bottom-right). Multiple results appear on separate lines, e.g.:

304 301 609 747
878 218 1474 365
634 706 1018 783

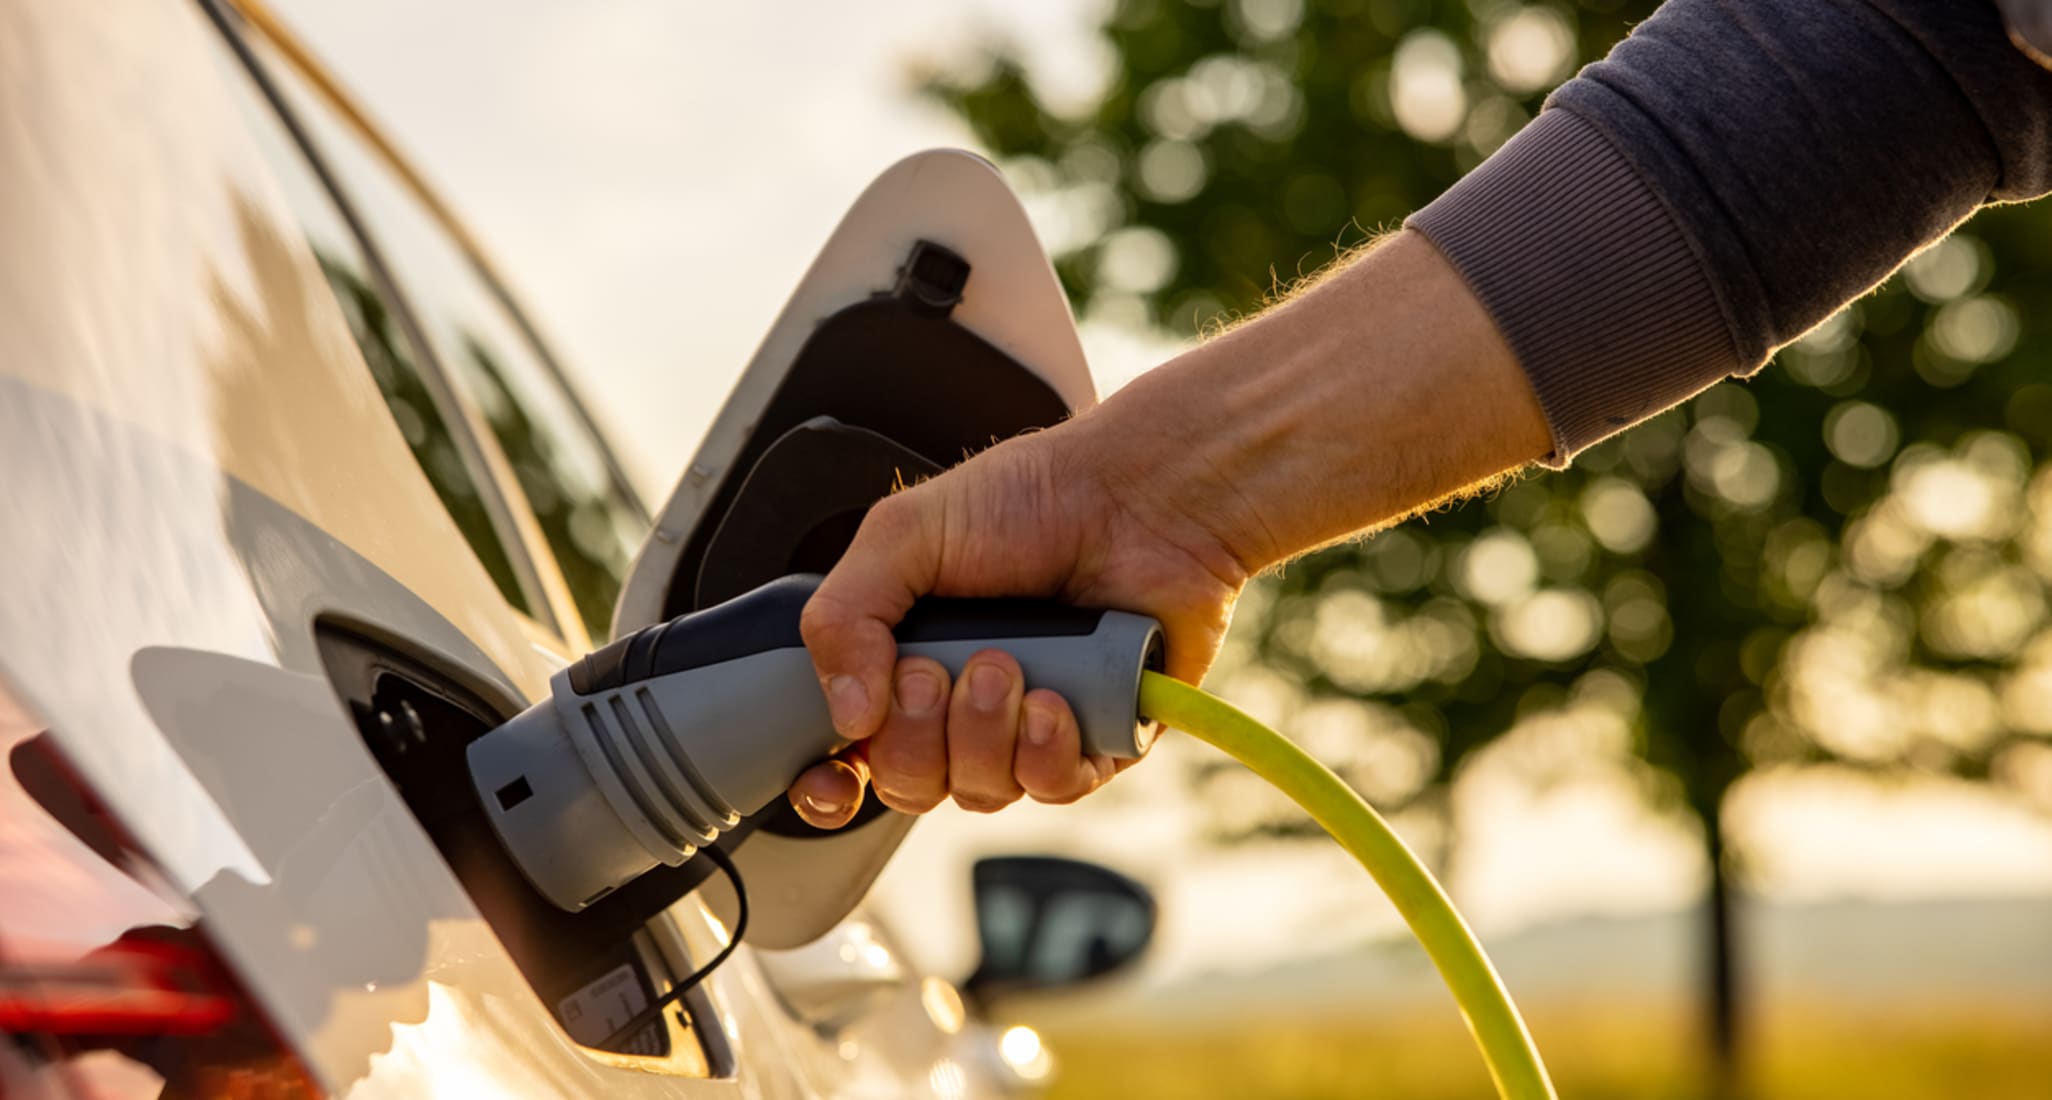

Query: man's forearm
1074 2 2052 569
1411 0 2052 466
1078 230 1550 575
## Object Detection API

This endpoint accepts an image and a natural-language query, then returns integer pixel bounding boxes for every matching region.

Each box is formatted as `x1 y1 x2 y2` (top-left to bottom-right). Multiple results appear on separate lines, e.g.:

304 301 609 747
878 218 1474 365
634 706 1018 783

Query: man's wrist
1062 376 1270 587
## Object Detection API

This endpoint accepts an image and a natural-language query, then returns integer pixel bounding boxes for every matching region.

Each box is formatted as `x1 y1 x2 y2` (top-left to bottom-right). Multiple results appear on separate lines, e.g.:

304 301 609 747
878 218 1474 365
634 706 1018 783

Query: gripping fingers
947 651 1026 812
801 494 936 741
867 658 952 813
788 749 871 829
1015 690 1109 804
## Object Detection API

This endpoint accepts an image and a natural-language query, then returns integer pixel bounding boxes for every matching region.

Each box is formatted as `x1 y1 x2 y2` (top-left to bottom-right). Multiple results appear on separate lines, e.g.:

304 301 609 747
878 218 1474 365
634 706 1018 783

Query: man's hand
787 421 1251 826
787 230 1550 827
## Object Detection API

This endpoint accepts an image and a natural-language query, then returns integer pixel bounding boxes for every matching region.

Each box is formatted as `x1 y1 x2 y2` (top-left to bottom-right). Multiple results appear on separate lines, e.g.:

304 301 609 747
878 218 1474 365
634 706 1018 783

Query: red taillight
2 724 323 1098
0 935 235 1036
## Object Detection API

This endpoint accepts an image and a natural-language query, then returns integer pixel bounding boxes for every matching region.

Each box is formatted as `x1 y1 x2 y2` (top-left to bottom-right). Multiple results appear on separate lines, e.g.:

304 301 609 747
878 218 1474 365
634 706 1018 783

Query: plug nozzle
468 574 1163 913
468 645 832 911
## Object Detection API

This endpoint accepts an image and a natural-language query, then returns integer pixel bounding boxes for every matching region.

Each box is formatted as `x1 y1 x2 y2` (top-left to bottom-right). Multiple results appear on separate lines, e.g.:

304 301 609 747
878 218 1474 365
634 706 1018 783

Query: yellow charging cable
1139 671 1557 1100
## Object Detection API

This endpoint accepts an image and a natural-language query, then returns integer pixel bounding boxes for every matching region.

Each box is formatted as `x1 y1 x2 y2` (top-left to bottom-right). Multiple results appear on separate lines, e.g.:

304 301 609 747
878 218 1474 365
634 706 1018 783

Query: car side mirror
963 855 1154 1002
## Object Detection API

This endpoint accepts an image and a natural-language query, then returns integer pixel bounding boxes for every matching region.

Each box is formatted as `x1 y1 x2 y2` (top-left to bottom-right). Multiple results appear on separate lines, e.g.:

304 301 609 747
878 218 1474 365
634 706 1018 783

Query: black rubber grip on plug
894 597 1102 643
570 575 811 694
570 574 1107 695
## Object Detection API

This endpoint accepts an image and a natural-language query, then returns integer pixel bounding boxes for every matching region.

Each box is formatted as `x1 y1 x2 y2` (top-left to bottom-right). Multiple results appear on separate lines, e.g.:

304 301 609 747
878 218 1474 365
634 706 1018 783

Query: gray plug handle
468 574 1164 911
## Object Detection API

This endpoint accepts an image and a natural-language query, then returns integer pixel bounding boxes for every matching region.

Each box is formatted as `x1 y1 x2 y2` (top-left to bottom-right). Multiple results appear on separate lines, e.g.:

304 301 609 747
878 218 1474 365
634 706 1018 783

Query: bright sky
266 0 1157 498
271 0 2052 983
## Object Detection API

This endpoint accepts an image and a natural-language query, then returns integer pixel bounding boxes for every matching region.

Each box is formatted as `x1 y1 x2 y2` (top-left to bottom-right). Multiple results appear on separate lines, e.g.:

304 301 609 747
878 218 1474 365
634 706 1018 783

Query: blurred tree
458 335 639 637
923 0 2052 1088
316 253 531 612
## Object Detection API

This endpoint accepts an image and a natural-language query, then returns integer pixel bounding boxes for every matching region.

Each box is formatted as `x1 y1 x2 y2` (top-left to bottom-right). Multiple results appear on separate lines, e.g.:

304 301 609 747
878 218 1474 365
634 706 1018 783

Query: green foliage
926 0 1640 333
924 0 2052 847
316 251 532 615
459 336 639 638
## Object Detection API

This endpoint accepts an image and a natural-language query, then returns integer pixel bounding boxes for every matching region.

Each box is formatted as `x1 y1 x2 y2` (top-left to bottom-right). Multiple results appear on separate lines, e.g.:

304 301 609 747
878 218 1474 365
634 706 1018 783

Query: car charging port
313 620 733 1069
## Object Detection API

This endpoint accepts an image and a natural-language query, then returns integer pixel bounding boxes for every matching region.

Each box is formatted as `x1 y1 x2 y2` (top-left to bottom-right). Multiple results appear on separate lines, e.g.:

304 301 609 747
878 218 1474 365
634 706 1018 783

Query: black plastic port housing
663 241 1074 847
315 620 738 1064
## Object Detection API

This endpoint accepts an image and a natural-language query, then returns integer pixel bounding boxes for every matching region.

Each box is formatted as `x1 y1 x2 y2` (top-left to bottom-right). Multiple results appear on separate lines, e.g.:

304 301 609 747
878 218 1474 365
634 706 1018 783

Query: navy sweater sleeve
1407 0 2052 467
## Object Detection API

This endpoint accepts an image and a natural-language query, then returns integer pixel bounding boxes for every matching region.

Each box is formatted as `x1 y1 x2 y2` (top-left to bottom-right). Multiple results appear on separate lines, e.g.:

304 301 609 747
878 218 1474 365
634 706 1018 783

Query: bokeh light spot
1391 30 1466 143
1495 588 1605 662
1136 139 1208 202
1823 401 1899 469
1581 477 1657 554
1486 5 1576 94
1903 234 1987 303
1098 226 1179 293
1928 295 2018 364
1456 528 1540 605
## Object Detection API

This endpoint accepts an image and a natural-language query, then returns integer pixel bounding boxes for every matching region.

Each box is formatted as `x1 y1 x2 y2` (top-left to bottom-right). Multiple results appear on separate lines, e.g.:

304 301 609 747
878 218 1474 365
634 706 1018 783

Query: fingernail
1024 705 1055 747
801 792 847 818
896 669 942 716
827 675 868 733
970 663 1009 711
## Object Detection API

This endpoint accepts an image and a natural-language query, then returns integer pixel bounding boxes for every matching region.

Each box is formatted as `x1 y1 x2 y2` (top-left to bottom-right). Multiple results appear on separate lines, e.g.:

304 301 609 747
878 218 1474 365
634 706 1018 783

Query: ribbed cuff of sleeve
1406 109 1740 469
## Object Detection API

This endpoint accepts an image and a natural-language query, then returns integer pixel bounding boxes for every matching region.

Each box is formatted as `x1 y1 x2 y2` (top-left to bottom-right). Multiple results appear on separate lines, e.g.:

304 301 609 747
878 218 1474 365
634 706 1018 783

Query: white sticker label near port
559 964 651 1050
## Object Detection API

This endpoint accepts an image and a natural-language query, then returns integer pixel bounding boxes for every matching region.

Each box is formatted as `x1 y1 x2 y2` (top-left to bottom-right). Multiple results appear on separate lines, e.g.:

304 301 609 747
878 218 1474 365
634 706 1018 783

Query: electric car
0 0 1155 1095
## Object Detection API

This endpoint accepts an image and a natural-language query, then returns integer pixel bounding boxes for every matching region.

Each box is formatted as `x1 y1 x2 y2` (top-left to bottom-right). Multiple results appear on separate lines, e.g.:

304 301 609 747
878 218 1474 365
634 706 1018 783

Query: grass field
1023 998 2052 1100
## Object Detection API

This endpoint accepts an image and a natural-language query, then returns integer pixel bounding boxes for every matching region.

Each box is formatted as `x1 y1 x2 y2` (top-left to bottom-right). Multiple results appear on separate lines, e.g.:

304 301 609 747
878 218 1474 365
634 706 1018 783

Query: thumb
801 493 938 740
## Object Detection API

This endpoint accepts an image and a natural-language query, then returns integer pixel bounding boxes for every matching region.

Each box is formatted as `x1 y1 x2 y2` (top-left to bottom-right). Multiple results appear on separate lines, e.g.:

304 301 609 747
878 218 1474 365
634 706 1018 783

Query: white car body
0 1 1114 1096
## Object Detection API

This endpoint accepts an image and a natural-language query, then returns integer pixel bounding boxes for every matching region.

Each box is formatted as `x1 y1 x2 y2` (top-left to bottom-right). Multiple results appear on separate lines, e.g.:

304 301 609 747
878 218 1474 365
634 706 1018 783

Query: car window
215 35 539 619
248 44 648 639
